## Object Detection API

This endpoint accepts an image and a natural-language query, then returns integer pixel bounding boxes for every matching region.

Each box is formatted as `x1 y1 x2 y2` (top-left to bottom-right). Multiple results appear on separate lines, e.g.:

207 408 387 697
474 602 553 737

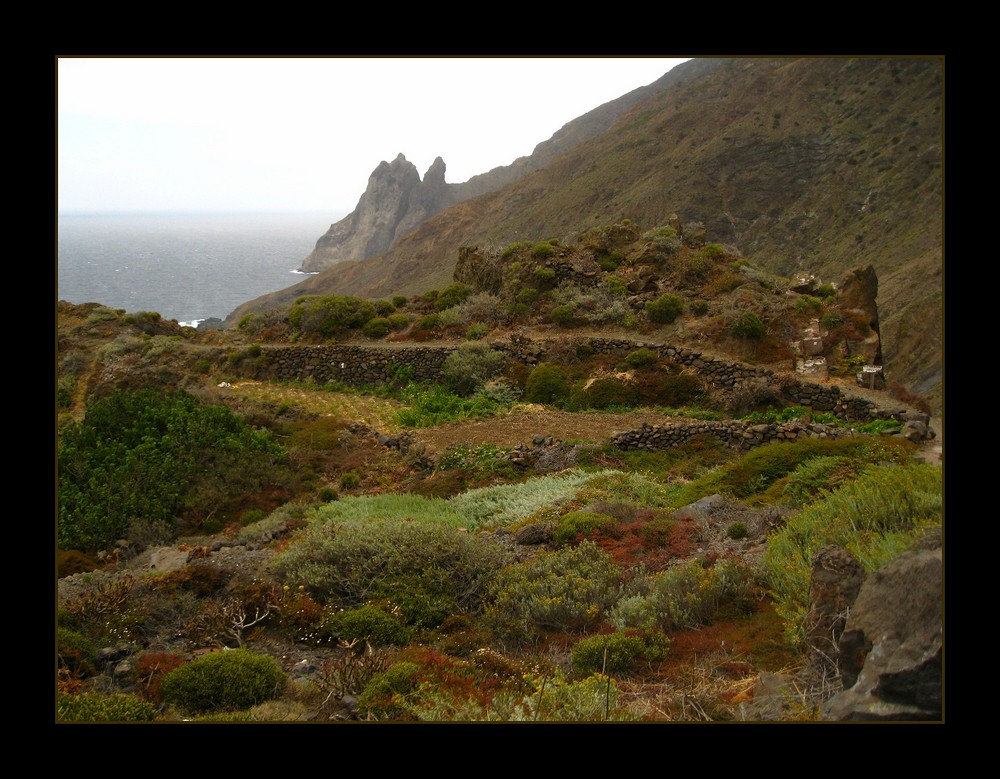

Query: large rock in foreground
823 544 943 721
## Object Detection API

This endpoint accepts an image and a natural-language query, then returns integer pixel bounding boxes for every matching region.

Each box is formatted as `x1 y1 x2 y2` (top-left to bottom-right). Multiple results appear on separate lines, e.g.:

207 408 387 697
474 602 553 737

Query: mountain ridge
226 56 943 406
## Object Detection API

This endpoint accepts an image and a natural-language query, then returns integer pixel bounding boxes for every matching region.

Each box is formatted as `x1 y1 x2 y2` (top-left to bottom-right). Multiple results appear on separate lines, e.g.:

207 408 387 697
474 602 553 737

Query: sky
58 57 691 216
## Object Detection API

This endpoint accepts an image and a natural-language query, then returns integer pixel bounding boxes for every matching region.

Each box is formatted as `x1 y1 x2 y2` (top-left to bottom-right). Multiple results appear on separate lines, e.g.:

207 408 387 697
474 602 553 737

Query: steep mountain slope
299 58 729 272
227 57 943 406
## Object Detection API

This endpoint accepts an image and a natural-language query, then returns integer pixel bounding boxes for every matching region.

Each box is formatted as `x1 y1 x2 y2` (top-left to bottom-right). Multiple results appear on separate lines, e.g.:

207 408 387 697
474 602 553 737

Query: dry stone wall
261 338 908 425
266 345 457 385
611 419 849 452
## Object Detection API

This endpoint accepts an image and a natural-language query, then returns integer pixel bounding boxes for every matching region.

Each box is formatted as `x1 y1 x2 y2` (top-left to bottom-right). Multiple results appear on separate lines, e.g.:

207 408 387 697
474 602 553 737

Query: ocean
57 212 344 326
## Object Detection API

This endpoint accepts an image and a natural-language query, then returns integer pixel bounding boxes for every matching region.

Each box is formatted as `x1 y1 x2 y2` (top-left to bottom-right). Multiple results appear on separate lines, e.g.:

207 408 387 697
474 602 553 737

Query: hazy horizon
58 57 691 215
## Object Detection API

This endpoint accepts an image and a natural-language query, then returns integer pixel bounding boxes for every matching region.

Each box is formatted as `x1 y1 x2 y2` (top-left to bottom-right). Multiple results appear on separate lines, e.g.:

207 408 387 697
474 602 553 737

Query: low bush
161 650 286 714
486 541 623 640
362 317 393 339
435 282 473 312
272 512 505 621
820 310 843 330
571 629 670 676
58 692 158 722
532 242 557 259
321 603 412 646
645 294 684 324
626 348 659 368
524 364 571 406
441 343 506 396
553 510 618 545
570 378 640 410
731 312 766 340
610 558 758 633
549 304 576 327
357 662 423 720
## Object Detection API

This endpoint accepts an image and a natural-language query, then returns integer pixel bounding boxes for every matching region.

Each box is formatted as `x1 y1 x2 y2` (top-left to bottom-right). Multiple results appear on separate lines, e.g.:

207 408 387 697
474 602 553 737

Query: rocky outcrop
823 543 943 721
804 546 867 674
301 154 457 272
838 264 884 368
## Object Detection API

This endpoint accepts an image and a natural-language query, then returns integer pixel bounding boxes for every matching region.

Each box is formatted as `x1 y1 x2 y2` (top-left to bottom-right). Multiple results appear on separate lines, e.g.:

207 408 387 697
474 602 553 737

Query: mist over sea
57 212 344 325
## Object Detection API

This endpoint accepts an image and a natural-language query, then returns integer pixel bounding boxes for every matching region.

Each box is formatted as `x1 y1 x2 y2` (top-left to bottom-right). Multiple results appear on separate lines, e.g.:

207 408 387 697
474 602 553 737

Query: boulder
804 546 866 672
823 546 943 721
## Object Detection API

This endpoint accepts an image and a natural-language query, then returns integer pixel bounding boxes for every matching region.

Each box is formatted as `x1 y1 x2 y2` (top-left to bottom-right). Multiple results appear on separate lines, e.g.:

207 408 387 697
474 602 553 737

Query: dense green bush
626 348 659 368
645 294 684 324
571 630 670 676
357 662 422 720
57 627 97 677
524 364 571 406
549 304 576 327
161 650 286 714
610 558 758 633
362 317 393 339
553 511 617 545
58 692 157 722
486 541 623 640
533 267 556 285
782 455 867 506
321 603 412 645
288 294 377 338
435 282 473 311
272 512 506 623
532 242 557 259
58 389 286 552
820 311 844 331
466 323 489 341
731 311 766 340
441 343 506 396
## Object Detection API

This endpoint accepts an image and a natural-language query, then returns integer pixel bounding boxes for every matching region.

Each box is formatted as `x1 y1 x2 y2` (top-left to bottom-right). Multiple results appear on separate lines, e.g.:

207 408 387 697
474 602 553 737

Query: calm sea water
57 212 343 325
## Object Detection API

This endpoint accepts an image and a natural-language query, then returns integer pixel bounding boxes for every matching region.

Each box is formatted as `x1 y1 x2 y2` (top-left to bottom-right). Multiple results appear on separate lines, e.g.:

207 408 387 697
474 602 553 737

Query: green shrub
816 284 837 298
58 692 157 722
414 313 441 331
58 389 286 552
532 242 557 259
854 418 902 435
288 295 377 338
517 288 540 306
435 282 473 312
362 317 393 339
690 300 709 316
442 343 506 396
795 295 824 313
57 627 97 677
701 243 726 259
549 305 576 327
820 311 844 331
731 311 766 340
374 299 395 317
525 365 572 406
533 267 556 285
764 463 942 644
604 276 628 296
322 603 411 645
392 295 409 309
272 512 506 619
626 348 659 368
610 558 758 633
486 541 623 640
782 455 867 506
554 511 617 545
357 662 422 720
571 630 670 676
645 294 684 324
161 650 285 714
466 322 489 341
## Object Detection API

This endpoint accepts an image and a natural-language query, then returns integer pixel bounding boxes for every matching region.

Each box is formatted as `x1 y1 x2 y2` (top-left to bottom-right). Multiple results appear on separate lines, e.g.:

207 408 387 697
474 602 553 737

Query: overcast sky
58 57 691 215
